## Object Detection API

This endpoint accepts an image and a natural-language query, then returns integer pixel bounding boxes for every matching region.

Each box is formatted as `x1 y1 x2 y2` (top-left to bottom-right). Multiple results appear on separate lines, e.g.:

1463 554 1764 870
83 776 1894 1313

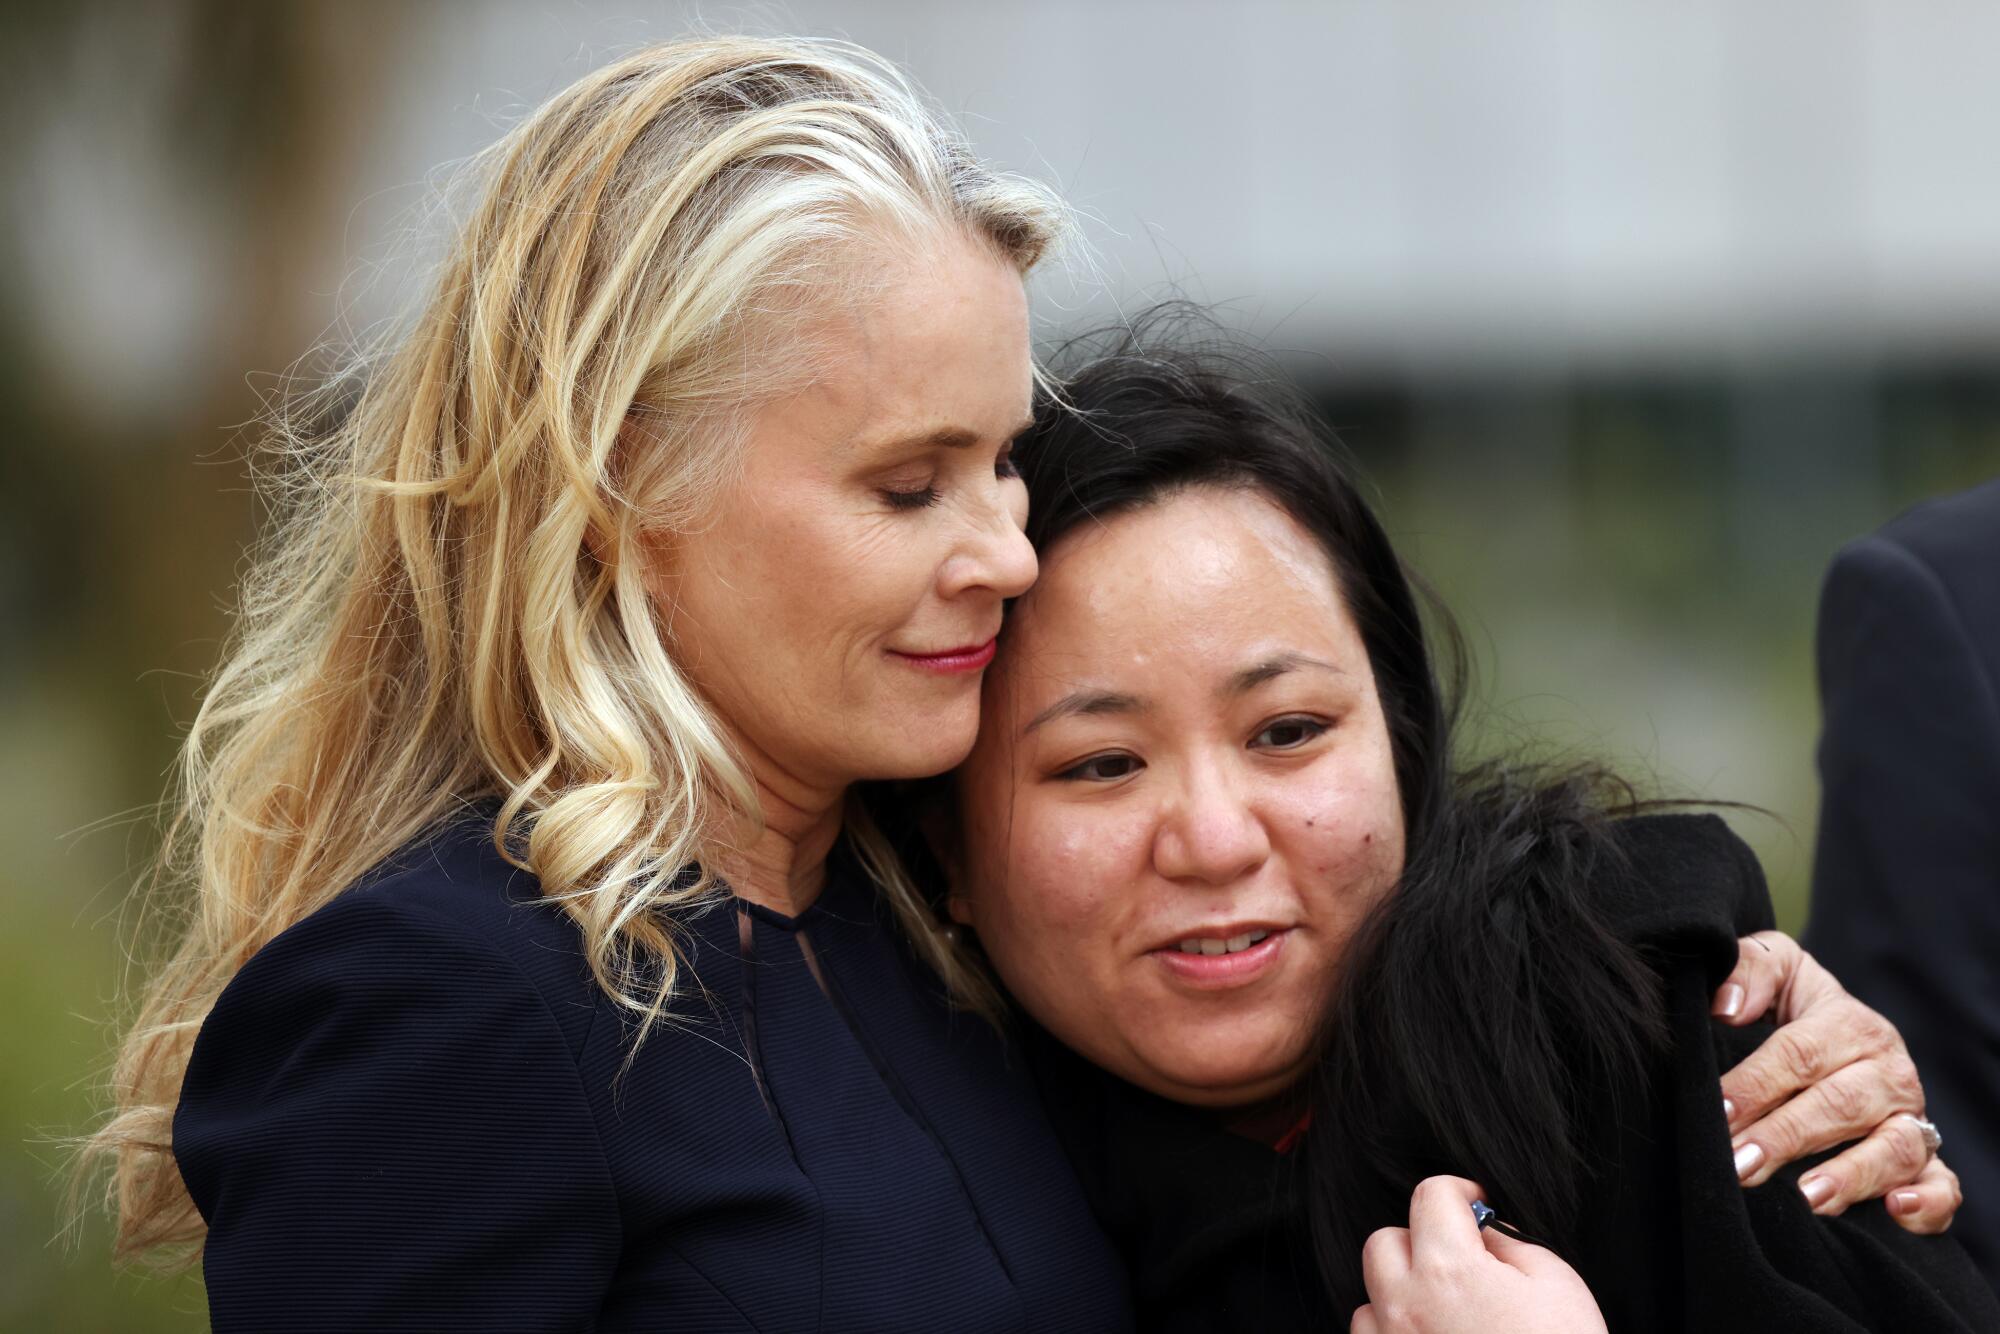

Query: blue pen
1471 1198 1543 1246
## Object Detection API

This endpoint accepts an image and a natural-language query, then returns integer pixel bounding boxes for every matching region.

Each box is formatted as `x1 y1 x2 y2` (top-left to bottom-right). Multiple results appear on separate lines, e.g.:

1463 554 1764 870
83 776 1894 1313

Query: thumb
1480 1225 1574 1280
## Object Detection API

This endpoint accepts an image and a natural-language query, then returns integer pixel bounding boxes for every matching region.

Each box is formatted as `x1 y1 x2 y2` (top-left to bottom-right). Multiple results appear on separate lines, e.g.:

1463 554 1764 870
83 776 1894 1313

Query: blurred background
7 1 1998 1326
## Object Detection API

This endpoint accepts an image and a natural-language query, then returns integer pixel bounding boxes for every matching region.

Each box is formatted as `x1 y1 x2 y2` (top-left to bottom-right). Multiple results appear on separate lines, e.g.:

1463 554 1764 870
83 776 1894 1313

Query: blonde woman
81 37 1951 1334
84 38 1124 1332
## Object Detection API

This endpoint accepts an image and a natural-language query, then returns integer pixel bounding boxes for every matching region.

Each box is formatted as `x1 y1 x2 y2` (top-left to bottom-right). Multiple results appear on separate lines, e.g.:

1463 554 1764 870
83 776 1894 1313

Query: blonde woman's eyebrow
866 416 1037 455
1224 653 1345 696
1021 688 1145 737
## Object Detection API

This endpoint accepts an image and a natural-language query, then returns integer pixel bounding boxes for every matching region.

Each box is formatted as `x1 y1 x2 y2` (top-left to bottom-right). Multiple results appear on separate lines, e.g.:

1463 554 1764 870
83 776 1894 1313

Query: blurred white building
339 1 2000 374
18 0 2000 423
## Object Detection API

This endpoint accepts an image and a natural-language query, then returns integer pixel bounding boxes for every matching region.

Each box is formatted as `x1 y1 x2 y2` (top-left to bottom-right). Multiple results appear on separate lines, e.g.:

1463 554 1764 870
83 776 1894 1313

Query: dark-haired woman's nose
1152 763 1271 887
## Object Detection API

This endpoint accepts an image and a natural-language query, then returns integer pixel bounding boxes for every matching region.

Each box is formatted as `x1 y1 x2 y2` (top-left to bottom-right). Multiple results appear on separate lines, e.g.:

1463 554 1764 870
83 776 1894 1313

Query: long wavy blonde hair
81 34 1065 1266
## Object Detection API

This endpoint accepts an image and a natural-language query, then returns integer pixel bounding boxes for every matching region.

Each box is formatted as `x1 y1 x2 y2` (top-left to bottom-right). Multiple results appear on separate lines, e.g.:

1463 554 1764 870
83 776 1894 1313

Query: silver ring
1904 1114 1944 1158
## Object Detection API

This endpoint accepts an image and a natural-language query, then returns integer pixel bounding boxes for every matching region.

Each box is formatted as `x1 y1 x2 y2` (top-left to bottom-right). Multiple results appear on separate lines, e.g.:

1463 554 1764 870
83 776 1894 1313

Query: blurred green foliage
1340 372 2000 930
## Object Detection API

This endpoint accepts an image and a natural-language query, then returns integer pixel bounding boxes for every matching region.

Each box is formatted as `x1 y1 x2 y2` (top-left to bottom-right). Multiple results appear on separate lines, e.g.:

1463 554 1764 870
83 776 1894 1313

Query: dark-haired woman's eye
882 484 942 511
1251 716 1330 751
1056 752 1142 782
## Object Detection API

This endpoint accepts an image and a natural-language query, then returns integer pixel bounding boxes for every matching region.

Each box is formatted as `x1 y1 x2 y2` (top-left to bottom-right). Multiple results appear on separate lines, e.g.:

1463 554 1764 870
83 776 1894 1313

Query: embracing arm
1343 814 1987 1332
1712 931 1959 1231
173 891 620 1333
1583 812 1954 1229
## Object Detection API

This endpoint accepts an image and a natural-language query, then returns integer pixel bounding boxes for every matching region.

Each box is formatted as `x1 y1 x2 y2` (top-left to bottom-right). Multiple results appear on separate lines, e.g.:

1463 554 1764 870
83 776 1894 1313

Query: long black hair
1011 305 1667 1312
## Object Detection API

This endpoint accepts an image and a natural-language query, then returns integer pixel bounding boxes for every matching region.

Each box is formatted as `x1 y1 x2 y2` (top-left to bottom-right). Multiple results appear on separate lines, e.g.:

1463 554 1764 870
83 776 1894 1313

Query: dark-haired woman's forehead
1008 486 1364 681
982 491 1378 798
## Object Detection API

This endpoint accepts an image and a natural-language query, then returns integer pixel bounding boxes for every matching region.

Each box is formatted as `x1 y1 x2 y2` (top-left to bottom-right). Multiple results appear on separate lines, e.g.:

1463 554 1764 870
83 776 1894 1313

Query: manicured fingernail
1890 1190 1920 1216
1722 1096 1736 1121
1734 1142 1764 1179
1716 983 1745 1019
1800 1175 1836 1209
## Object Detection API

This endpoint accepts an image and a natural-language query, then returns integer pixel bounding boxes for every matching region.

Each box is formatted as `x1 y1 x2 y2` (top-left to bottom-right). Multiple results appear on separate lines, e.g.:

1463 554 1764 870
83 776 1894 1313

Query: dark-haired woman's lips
889 639 998 674
1151 927 1288 988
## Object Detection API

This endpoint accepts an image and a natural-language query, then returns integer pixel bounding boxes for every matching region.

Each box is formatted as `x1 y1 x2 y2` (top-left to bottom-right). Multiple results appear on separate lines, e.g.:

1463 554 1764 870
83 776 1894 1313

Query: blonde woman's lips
889 639 998 674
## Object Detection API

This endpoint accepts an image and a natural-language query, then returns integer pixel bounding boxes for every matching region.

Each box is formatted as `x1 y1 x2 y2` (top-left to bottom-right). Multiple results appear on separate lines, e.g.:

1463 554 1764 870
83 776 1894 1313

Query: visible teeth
1176 930 1274 956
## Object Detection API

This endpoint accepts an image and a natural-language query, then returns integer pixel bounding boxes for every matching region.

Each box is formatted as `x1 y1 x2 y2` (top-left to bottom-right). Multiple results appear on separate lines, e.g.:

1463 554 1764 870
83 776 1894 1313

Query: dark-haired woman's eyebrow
1021 688 1144 737
1224 652 1344 697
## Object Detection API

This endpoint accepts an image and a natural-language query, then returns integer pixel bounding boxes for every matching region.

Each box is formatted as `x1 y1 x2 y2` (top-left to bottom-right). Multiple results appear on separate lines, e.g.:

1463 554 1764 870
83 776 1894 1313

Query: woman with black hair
939 313 1996 1331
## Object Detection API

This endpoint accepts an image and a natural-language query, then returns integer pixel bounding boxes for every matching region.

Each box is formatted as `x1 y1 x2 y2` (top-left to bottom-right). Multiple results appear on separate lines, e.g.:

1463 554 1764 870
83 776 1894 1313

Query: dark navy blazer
1805 476 2000 1295
174 806 1132 1332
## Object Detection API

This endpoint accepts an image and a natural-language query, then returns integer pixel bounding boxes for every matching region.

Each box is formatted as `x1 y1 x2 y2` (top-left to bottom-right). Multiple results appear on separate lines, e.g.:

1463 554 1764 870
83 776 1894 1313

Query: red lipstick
890 638 998 675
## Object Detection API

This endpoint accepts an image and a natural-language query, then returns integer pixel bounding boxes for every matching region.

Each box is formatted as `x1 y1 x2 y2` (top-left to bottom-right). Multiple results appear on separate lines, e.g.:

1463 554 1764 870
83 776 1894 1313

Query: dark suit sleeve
173 891 621 1332
1804 533 2000 1289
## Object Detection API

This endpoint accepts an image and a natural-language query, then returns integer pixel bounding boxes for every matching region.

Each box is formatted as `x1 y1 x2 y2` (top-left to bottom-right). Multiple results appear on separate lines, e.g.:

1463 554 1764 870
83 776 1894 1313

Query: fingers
1719 938 1854 1128
1476 1223 1571 1279
1362 1226 1412 1297
1405 1175 1488 1272
1885 1157 1962 1236
1364 1179 1604 1331
1730 1052 1924 1185
1721 996 1918 1155
1365 1177 1497 1298
1799 1146 1962 1236
1792 1115 1944 1214
1713 930 1798 1027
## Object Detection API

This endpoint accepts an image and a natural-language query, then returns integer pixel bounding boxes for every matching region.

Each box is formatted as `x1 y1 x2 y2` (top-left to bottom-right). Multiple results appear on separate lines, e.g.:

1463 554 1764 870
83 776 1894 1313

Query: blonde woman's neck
713 774 845 918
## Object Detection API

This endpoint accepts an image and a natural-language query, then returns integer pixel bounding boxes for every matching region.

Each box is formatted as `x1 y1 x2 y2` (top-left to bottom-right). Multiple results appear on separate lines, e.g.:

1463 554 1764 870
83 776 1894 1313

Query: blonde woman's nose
939 496 1038 601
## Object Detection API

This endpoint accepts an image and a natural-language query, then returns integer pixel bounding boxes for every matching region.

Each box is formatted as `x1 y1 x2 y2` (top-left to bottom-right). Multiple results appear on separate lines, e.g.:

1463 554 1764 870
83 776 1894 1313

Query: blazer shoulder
1839 479 2000 679
238 810 604 1055
1874 475 2000 572
344 805 554 923
174 814 624 1327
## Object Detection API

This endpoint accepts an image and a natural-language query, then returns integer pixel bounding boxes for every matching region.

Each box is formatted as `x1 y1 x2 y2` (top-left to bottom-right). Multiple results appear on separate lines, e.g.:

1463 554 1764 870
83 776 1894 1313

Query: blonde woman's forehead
751 243 1032 461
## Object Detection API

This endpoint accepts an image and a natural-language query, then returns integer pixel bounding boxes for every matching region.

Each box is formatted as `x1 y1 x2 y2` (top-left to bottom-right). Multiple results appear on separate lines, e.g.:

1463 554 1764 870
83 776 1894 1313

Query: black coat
1034 814 2000 1332
173 805 1131 1332
1805 477 2000 1294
